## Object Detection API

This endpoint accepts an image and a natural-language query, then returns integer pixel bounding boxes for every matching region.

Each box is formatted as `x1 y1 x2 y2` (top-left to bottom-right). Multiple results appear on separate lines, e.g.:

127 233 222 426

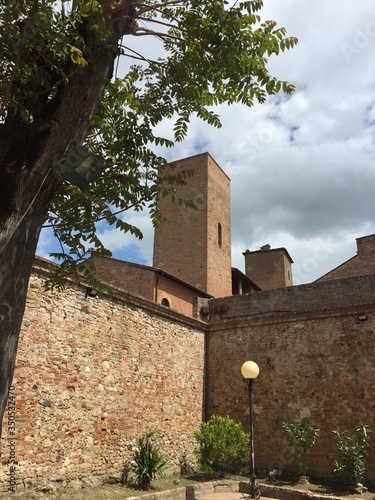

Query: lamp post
241 361 260 500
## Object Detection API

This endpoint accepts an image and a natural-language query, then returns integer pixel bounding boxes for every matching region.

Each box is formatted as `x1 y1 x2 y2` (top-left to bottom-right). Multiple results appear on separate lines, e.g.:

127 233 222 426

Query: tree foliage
194 415 249 475
283 418 320 479
0 0 296 430
0 0 297 288
333 423 371 490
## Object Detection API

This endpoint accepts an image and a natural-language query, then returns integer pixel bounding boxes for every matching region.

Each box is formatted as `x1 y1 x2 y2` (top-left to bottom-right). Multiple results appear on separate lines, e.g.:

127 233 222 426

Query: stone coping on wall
242 483 343 500
127 479 240 500
126 480 346 500
208 273 375 327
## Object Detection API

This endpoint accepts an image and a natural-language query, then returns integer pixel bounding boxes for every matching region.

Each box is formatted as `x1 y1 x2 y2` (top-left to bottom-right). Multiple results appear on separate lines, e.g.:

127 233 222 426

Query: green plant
194 415 249 476
333 422 370 490
283 418 320 479
130 429 167 490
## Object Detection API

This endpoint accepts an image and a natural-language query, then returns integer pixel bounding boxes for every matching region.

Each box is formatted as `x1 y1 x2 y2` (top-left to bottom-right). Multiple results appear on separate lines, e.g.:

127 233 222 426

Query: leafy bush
130 429 167 490
333 422 370 490
194 415 249 476
283 418 320 479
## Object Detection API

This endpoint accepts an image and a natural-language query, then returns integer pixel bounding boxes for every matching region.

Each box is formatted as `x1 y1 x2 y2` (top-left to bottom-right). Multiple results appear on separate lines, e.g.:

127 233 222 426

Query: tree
283 418 320 479
194 415 249 475
0 0 297 431
333 423 371 490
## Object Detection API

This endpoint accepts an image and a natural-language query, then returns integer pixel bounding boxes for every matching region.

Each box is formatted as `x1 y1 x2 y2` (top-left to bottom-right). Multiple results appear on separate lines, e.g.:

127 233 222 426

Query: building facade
1 153 375 492
153 153 232 298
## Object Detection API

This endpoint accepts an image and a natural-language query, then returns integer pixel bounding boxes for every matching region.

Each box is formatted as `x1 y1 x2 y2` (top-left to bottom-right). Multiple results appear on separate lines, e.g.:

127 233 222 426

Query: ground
0 476 197 499
1 475 374 500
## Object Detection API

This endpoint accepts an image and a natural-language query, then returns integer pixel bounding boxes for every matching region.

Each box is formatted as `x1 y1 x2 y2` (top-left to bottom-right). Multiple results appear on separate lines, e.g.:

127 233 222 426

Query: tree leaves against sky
0 0 297 289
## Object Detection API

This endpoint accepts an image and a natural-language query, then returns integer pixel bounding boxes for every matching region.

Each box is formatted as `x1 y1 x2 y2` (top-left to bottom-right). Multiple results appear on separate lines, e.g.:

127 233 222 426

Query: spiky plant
131 429 167 490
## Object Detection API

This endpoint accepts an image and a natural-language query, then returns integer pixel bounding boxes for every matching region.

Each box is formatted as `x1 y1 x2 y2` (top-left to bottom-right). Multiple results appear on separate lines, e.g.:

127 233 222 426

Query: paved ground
197 494 246 500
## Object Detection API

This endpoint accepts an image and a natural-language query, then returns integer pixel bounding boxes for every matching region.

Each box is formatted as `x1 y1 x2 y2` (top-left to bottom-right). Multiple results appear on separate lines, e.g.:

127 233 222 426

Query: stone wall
0 259 206 492
207 275 375 483
2 258 375 492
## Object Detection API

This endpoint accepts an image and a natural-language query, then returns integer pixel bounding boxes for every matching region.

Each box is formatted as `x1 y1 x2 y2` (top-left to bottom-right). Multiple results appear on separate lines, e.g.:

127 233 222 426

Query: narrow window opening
161 298 170 307
218 223 222 248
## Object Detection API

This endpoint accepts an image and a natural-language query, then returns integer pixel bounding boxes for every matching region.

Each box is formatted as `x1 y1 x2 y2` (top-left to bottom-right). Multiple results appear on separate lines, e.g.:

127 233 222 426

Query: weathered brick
0 261 206 492
207 275 375 482
153 152 232 298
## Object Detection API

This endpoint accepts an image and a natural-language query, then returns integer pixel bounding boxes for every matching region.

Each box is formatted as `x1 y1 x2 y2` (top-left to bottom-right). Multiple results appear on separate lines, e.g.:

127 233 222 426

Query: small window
161 298 170 307
218 223 222 248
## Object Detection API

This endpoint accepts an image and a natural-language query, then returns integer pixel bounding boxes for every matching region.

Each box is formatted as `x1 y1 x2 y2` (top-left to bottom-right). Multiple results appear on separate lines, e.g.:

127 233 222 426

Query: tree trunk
0 9 135 432
0 71 105 431
0 170 59 431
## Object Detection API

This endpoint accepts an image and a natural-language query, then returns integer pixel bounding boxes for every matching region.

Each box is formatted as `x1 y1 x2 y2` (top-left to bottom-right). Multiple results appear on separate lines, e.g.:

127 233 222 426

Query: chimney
356 234 375 255
243 245 293 290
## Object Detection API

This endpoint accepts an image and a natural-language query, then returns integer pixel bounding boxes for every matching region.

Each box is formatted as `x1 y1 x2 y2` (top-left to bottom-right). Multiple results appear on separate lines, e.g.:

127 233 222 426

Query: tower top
153 152 232 297
243 245 294 290
243 246 294 263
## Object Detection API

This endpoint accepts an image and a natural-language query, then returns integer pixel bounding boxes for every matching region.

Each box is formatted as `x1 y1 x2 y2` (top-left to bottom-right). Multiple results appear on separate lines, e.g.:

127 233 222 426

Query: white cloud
97 210 154 265
38 0 375 285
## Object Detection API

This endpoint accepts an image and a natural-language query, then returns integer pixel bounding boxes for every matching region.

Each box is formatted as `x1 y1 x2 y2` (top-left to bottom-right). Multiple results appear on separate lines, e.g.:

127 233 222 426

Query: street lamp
241 361 260 500
53 146 106 190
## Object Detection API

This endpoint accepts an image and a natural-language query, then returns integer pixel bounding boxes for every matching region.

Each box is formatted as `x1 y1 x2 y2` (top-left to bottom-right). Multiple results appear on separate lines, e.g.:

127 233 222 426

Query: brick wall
93 258 210 317
153 153 209 290
317 234 375 282
153 153 232 298
243 247 293 290
357 234 375 254
155 273 210 317
207 275 375 482
0 260 206 492
94 258 155 299
206 155 232 298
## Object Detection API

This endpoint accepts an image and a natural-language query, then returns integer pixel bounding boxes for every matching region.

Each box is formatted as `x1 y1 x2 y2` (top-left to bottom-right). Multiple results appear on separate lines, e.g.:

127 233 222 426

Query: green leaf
0 0 297 286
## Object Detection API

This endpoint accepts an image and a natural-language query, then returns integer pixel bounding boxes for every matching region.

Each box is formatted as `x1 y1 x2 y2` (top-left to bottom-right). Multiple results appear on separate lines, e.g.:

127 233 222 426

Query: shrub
194 415 249 476
283 418 320 479
333 422 370 490
130 429 167 490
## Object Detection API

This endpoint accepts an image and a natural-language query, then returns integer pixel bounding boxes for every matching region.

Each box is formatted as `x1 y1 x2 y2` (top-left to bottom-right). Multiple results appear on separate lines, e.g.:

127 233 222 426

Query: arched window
161 298 170 307
218 223 222 248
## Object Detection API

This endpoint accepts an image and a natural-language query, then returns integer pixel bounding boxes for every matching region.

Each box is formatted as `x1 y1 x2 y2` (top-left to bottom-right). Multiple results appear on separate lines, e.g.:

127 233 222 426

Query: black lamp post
241 361 260 500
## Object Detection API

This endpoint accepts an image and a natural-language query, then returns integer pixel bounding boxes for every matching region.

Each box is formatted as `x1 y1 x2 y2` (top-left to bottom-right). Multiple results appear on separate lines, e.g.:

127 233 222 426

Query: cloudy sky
38 0 375 285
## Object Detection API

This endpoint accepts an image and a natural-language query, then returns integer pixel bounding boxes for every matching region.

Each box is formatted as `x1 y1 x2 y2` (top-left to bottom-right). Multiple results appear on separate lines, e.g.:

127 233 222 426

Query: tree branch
0 3 39 118
108 0 189 17
43 200 141 229
119 45 160 65
132 26 183 42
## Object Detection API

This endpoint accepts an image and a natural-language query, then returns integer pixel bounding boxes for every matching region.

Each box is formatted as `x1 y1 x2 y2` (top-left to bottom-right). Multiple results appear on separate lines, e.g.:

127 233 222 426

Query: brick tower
243 244 293 290
153 152 232 298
